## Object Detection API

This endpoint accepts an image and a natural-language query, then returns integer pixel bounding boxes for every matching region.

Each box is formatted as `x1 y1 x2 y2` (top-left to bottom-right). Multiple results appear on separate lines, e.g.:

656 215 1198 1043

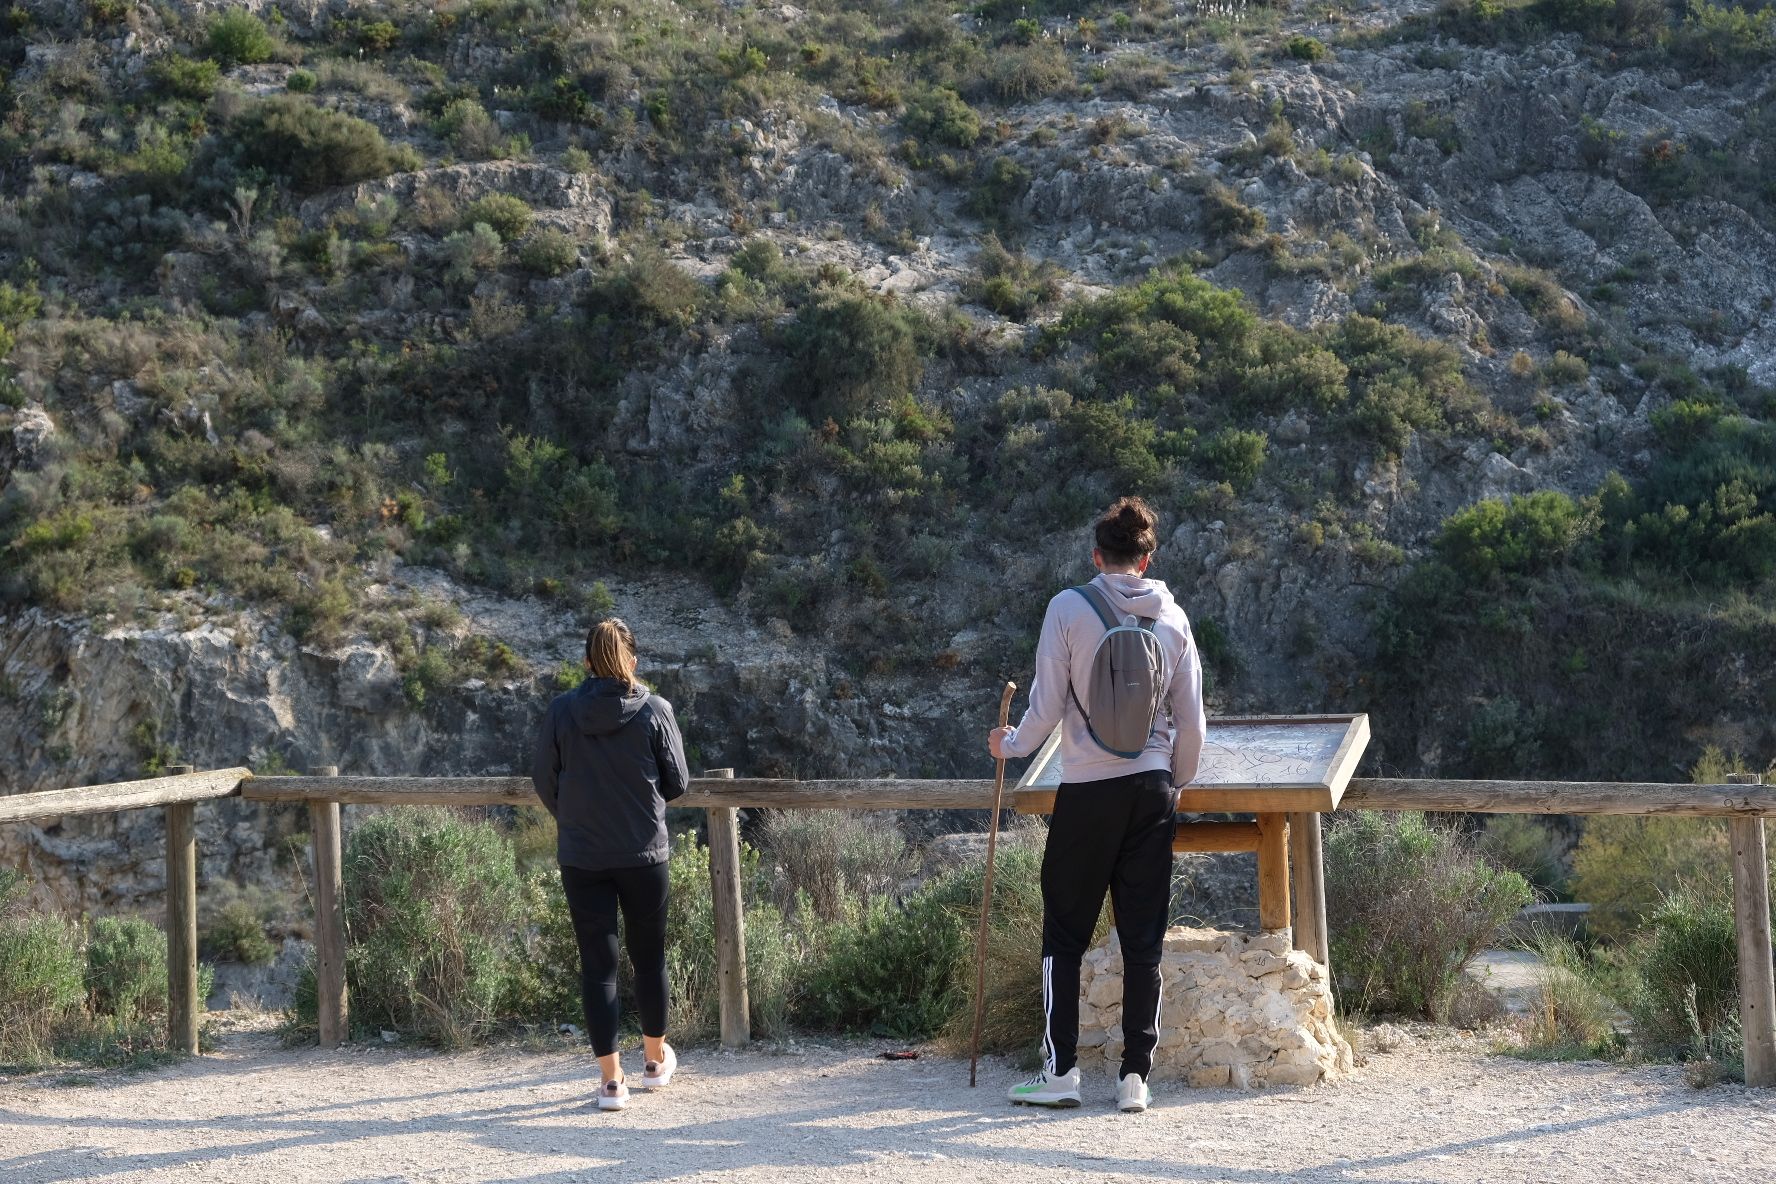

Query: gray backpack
1067 583 1168 759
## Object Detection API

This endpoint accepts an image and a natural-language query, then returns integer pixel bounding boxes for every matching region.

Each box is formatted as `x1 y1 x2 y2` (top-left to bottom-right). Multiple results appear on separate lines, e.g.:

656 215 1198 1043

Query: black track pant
560 862 670 1057
1039 769 1176 1080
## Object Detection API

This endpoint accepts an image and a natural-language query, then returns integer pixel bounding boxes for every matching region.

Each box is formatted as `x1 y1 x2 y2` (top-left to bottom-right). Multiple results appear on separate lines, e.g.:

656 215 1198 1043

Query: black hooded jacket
532 676 689 871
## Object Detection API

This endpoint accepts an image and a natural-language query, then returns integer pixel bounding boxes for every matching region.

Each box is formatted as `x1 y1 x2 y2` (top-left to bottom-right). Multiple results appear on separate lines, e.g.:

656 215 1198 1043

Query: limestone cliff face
0 568 999 913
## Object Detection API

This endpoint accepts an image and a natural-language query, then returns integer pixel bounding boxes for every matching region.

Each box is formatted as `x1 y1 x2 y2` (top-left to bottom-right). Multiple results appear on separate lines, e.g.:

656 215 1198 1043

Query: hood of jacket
569 677 650 736
1090 572 1179 624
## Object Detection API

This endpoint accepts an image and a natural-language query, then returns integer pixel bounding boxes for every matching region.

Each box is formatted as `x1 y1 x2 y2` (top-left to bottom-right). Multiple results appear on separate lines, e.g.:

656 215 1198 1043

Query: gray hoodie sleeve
1002 591 1071 758
651 697 689 803
1169 629 1207 788
531 699 562 818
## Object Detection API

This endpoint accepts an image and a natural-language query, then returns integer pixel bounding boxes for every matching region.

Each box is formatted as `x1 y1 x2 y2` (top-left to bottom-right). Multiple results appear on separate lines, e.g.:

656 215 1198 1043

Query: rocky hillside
1 0 1773 906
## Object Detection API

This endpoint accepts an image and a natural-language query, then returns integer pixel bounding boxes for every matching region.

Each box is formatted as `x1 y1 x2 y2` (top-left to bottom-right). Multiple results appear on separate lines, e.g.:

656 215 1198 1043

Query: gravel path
2 1022 1772 1183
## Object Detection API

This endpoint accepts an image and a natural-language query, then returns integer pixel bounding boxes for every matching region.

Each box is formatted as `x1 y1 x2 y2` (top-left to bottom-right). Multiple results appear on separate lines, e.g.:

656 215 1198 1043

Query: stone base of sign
1075 927 1353 1088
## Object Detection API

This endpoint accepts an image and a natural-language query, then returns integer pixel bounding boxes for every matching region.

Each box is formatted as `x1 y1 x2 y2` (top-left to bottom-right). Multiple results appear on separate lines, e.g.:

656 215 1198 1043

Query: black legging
560 862 670 1057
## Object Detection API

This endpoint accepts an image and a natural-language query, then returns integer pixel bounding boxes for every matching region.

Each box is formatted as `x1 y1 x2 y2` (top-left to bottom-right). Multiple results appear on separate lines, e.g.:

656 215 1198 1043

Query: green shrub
228 97 412 194
1507 933 1626 1061
963 234 1063 320
1284 34 1328 61
1199 427 1268 489
286 68 317 94
798 890 967 1037
0 871 85 1064
435 97 523 160
506 865 582 1026
1622 888 1741 1063
85 916 168 1021
208 10 276 66
151 55 221 101
440 223 506 284
461 195 532 242
783 289 925 420
602 246 704 327
1325 811 1532 1020
1435 491 1591 583
756 810 915 924
330 808 526 1046
518 227 580 276
982 42 1072 103
903 86 981 148
201 898 277 965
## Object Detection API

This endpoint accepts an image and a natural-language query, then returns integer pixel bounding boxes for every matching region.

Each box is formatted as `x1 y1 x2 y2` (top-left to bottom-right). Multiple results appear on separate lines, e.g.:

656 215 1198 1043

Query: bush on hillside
1435 491 1593 583
151 55 221 101
518 227 580 276
903 86 981 148
1325 811 1532 1020
207 10 276 66
783 288 924 421
228 98 413 194
461 195 532 243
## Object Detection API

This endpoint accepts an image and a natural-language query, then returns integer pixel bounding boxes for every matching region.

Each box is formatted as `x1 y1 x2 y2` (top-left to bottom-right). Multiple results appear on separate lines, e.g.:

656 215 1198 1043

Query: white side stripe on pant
1041 955 1055 1075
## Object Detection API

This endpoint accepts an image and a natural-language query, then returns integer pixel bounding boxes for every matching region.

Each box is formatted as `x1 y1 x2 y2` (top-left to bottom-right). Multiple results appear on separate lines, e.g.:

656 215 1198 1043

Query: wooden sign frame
1014 713 1371 815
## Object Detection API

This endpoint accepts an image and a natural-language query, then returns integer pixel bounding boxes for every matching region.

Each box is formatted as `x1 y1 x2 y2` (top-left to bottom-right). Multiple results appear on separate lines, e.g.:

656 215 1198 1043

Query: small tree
207 10 276 66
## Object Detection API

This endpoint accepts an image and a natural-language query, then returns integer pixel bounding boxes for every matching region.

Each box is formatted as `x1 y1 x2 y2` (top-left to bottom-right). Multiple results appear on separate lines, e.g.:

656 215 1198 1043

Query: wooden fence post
1287 811 1329 966
705 768 750 1048
1255 812 1291 934
164 764 199 1055
309 766 348 1048
1728 773 1776 1087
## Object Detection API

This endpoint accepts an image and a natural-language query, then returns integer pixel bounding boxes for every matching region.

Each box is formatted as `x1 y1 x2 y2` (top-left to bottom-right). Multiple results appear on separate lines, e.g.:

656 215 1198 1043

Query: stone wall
1077 927 1353 1088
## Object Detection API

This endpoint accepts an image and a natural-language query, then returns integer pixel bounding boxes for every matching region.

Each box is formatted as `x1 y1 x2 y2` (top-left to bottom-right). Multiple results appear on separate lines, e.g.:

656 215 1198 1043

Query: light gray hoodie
1001 572 1206 788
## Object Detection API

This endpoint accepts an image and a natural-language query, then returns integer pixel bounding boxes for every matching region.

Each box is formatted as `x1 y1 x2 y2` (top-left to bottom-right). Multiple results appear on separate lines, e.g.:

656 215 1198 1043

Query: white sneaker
1117 1072 1150 1113
597 1077 629 1111
640 1043 676 1089
1007 1066 1082 1107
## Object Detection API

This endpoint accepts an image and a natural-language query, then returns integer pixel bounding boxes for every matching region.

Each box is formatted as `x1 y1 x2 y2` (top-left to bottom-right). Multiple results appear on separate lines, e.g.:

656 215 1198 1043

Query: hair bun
1094 496 1159 562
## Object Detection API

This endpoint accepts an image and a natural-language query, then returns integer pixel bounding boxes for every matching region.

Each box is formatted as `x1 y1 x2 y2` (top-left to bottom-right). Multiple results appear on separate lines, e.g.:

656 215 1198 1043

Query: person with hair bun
988 495 1206 1113
533 617 689 1111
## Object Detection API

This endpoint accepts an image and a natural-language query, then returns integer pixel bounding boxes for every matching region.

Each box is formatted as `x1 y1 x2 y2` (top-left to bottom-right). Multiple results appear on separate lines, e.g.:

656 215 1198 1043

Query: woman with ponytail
987 496 1206 1113
533 617 689 1111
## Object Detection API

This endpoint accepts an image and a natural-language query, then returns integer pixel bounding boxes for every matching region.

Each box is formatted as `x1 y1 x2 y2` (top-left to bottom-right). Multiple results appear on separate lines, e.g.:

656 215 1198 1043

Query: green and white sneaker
1117 1072 1150 1113
1007 1067 1082 1108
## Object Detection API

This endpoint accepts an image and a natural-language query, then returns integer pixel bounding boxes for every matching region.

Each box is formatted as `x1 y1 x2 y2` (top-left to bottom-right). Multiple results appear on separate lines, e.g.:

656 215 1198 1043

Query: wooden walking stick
969 680 1017 1087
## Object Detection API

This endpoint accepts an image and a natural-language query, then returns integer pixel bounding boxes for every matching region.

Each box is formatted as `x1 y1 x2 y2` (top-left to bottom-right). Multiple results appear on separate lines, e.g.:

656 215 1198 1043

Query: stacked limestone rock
1076 926 1353 1088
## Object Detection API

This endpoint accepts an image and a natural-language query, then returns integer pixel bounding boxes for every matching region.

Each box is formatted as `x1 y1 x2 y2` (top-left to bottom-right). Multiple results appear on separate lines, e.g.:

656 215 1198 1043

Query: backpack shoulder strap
1070 583 1120 631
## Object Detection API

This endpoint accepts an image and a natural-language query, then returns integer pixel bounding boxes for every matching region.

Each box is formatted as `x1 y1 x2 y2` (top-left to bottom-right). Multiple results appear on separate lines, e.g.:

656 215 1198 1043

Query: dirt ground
1 1017 1772 1184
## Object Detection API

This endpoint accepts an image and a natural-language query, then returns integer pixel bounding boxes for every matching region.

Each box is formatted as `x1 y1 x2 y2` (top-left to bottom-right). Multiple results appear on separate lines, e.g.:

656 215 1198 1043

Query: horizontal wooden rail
243 776 1002 810
1174 820 1261 853
1341 777 1776 817
0 768 250 824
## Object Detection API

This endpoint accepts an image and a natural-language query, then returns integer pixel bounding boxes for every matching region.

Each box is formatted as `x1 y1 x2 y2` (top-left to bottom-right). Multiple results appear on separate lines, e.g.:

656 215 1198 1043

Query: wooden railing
2 768 1773 1085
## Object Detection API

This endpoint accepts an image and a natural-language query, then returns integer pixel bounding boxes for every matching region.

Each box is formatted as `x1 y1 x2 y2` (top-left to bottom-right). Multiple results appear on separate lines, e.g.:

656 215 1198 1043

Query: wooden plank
705 769 750 1048
1288 811 1329 966
1256 813 1290 934
164 766 199 1056
1342 778 1776 817
245 776 1001 810
0 768 249 824
309 766 348 1049
1176 785 1334 813
1729 775 1776 1087
1320 714 1370 810
1173 820 1262 853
